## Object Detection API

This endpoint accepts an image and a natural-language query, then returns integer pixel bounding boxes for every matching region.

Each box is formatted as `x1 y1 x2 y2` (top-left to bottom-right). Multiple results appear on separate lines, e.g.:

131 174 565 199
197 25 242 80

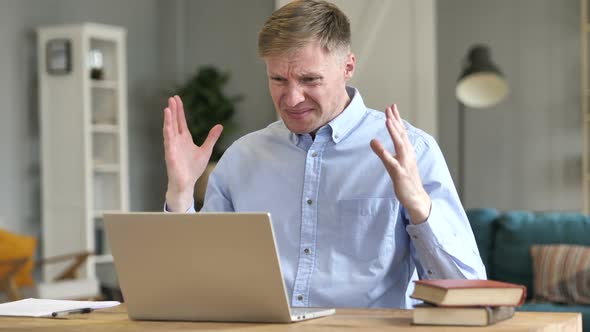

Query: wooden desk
0 304 581 331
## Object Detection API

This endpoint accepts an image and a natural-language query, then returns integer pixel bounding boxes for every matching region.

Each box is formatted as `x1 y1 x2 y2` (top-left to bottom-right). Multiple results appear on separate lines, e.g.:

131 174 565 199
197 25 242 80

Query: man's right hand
163 95 223 212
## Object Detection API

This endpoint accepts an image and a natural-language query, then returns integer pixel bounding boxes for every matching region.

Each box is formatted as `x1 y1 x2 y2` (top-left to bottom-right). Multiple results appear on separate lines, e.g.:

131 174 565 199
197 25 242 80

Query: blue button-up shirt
189 87 485 308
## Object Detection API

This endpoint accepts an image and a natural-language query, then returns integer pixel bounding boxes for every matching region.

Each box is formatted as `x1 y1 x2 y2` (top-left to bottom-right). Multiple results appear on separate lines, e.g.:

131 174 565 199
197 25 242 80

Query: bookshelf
37 23 129 282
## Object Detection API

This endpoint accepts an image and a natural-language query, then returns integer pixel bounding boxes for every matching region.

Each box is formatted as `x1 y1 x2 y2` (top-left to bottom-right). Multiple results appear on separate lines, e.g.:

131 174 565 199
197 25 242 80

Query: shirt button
334 134 339 139
304 248 310 255
412 235 418 239
307 199 313 205
311 151 318 157
297 295 304 301
427 270 433 275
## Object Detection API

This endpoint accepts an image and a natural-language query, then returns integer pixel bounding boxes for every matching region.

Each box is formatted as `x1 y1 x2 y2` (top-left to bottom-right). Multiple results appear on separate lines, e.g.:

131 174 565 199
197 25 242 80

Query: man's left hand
370 104 431 224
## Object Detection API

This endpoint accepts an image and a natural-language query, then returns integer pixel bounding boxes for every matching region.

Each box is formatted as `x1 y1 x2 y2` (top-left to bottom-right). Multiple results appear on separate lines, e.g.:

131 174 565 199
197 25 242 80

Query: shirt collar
327 86 366 144
288 86 367 145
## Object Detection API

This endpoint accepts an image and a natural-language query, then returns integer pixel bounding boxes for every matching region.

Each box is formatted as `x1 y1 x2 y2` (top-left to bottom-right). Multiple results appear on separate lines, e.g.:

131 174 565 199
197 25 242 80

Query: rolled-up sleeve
405 134 486 280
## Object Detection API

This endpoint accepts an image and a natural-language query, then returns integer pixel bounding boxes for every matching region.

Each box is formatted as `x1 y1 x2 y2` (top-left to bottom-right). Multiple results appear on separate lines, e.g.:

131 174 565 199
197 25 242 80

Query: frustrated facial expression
264 41 355 135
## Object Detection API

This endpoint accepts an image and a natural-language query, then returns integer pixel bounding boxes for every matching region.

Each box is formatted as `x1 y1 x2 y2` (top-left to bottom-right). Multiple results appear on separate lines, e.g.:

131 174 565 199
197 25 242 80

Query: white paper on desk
0 298 120 317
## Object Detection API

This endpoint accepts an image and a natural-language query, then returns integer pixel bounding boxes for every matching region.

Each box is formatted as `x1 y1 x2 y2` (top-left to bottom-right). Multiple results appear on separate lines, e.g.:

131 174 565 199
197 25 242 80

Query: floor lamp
455 45 508 201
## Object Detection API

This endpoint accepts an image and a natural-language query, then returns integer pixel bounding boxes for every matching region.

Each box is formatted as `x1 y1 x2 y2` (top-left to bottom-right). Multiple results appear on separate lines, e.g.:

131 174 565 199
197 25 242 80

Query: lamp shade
456 45 508 108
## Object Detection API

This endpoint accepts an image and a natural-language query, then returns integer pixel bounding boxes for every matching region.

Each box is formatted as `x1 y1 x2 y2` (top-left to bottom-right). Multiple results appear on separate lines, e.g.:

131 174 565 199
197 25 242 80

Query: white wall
437 0 581 211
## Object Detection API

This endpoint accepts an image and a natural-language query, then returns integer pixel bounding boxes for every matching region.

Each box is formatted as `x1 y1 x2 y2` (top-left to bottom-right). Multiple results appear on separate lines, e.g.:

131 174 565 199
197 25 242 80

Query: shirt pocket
338 198 397 262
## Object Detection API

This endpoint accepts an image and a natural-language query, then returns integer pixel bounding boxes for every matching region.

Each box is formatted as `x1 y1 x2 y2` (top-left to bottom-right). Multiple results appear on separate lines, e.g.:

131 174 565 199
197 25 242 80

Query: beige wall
276 0 438 137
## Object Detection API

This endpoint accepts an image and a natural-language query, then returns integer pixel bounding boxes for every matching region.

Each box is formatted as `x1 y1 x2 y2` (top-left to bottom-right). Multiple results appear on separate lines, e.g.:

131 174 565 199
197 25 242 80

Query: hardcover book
410 279 526 306
412 304 515 326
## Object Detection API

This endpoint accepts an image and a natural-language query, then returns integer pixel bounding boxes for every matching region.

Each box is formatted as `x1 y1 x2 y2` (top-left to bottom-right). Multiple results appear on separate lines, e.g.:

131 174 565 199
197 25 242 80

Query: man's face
264 41 355 135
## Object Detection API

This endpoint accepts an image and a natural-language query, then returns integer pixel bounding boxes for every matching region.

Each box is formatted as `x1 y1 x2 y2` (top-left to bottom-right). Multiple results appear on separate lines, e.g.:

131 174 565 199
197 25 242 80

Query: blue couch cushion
465 208 499 279
493 211 590 300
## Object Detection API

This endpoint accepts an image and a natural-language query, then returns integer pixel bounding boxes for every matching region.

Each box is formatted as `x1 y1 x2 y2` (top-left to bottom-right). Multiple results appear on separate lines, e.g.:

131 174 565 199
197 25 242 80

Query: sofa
467 208 590 330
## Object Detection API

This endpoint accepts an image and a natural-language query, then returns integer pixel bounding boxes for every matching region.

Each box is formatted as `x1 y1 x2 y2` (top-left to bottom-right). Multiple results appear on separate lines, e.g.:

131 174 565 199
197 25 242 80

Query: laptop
103 212 335 323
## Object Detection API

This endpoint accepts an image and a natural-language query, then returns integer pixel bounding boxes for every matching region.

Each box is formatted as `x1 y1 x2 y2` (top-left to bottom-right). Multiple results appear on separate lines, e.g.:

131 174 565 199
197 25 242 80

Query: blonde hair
258 0 351 58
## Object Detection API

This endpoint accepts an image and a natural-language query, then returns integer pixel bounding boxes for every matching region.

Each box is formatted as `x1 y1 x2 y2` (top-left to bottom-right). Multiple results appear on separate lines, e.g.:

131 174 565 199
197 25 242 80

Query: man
163 0 486 308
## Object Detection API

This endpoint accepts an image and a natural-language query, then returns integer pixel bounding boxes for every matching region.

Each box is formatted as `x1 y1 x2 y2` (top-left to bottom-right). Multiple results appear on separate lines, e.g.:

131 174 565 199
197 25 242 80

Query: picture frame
46 39 71 75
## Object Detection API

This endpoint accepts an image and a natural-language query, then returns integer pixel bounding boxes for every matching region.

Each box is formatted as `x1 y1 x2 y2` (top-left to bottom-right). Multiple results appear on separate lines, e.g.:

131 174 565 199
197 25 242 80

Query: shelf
90 39 118 81
93 172 122 211
92 133 119 165
91 80 118 90
92 124 118 133
94 254 114 264
39 23 128 283
91 88 118 125
93 163 120 173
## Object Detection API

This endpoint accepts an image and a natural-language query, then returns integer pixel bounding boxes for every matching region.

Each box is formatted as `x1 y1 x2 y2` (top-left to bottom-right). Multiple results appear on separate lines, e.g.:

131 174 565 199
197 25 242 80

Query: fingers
370 138 400 175
174 95 190 134
165 95 189 136
201 124 224 153
163 107 175 152
390 104 410 144
386 116 404 157
385 104 411 160
384 106 404 159
391 103 402 122
386 104 405 134
168 97 179 135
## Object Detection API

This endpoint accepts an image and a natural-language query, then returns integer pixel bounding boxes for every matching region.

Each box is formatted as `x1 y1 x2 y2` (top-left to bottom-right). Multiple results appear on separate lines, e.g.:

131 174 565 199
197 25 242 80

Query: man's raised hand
370 104 431 224
163 95 223 212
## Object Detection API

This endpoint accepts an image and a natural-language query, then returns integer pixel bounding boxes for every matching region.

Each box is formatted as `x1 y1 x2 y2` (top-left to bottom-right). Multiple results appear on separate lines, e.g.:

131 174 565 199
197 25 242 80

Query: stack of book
410 279 526 326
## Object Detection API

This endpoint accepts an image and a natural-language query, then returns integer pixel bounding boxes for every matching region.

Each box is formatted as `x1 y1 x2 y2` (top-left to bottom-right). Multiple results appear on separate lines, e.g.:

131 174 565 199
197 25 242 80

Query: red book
410 279 526 307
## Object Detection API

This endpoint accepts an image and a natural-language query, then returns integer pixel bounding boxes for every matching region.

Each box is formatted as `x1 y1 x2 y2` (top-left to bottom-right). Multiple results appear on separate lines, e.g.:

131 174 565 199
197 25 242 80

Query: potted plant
174 65 242 206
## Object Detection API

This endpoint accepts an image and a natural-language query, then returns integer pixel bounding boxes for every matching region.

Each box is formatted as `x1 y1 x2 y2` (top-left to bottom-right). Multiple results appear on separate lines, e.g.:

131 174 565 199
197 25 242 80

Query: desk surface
0 304 581 332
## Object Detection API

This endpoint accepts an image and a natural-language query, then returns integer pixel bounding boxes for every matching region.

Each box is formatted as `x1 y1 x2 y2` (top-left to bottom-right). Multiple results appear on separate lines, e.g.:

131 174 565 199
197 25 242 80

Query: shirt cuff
406 220 455 279
405 212 487 280
406 219 444 250
163 200 197 213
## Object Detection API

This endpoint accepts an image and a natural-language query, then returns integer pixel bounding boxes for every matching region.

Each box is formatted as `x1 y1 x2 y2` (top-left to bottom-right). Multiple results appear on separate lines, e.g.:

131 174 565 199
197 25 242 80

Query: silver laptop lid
104 212 293 322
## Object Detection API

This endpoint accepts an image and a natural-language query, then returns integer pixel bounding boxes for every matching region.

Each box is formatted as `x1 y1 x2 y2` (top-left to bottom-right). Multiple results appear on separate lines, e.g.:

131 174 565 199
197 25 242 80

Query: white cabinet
37 23 129 282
